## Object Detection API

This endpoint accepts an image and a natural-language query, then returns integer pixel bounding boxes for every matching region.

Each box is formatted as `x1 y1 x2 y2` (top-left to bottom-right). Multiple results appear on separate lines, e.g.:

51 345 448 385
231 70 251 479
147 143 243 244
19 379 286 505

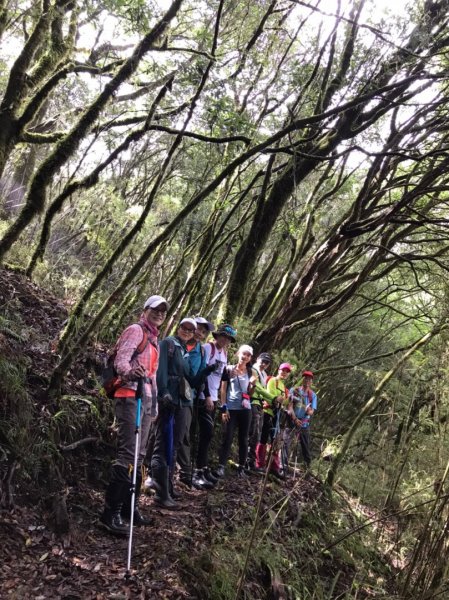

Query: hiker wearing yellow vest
255 362 292 477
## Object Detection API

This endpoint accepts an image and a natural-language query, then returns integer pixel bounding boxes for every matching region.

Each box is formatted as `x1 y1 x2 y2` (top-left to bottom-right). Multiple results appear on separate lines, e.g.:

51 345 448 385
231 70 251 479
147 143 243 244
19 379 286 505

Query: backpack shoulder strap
136 323 149 354
167 337 177 358
205 341 216 363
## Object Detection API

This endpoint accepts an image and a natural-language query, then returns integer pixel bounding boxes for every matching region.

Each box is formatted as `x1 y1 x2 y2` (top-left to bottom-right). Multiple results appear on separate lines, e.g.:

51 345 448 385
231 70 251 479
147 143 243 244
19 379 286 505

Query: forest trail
0 266 401 599
0 470 322 599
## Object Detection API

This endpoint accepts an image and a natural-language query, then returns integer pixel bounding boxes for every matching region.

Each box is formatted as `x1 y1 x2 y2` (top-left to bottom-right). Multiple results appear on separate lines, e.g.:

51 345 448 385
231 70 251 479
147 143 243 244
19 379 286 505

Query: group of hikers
99 295 318 536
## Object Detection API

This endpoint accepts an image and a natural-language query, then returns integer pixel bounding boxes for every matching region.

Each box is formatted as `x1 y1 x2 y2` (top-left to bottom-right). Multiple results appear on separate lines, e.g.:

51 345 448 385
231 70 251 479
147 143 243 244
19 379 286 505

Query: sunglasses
149 307 167 315
180 324 195 333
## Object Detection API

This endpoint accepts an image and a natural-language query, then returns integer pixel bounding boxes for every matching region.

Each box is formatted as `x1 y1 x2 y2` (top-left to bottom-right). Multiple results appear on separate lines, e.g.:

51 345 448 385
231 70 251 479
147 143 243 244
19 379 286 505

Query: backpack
205 341 216 364
102 324 149 399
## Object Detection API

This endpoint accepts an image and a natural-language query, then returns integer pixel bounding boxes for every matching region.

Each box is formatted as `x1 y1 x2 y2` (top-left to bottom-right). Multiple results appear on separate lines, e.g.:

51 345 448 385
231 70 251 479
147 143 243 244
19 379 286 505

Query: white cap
238 344 253 356
144 295 169 310
180 317 197 329
195 316 215 331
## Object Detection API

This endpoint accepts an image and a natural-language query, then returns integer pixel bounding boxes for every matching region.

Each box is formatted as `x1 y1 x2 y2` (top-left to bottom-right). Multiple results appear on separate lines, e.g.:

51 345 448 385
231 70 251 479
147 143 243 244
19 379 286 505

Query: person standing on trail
152 317 198 509
99 295 168 536
247 352 274 471
178 316 216 490
195 324 237 480
255 362 292 478
287 370 318 469
214 344 254 478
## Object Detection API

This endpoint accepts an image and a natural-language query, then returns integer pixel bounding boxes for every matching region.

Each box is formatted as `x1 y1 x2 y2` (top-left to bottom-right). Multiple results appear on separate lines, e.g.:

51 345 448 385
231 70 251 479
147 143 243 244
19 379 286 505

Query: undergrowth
181 474 396 600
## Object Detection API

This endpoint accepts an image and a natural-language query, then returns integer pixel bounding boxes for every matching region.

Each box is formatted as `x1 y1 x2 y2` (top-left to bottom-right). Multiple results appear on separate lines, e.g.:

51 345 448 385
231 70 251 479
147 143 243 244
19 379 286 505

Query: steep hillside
0 267 400 599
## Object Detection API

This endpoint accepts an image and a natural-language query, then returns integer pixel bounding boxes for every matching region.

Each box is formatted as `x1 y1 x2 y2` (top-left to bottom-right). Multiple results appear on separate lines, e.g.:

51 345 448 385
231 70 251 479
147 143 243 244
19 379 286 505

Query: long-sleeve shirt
251 367 277 407
264 377 289 417
113 320 159 416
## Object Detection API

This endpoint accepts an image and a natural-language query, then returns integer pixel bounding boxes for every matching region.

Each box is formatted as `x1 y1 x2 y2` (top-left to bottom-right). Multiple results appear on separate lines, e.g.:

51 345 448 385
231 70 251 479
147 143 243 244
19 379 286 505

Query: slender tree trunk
326 326 445 488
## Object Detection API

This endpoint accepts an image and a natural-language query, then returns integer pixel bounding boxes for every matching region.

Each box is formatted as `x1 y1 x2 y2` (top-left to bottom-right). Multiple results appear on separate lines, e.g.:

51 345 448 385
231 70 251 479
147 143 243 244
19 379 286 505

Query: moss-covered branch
26 76 175 276
0 0 184 263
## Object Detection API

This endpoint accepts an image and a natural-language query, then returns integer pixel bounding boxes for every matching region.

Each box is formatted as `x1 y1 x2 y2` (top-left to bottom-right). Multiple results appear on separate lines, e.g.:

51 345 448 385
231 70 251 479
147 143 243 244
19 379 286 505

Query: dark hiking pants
196 403 216 469
299 428 312 467
177 406 193 479
218 409 252 467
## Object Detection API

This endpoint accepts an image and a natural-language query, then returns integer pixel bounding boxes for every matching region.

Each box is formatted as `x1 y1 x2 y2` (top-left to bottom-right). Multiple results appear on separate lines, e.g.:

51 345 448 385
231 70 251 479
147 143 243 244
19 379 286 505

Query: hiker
247 352 274 470
151 317 197 509
178 316 217 490
99 295 168 536
255 362 292 478
287 370 318 469
214 344 254 478
195 324 237 481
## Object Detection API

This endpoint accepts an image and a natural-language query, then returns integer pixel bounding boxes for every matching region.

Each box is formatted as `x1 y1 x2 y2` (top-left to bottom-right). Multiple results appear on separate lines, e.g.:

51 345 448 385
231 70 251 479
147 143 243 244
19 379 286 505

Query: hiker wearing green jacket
247 352 274 470
255 362 292 477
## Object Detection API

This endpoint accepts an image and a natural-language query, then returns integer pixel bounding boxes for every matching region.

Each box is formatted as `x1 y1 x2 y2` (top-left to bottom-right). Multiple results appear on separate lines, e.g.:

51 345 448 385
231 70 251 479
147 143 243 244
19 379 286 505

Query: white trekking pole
126 377 143 575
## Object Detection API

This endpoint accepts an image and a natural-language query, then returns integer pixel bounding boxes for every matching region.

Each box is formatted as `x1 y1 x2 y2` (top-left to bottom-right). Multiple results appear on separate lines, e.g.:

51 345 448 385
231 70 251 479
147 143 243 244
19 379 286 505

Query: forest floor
0 266 400 599
0 468 325 599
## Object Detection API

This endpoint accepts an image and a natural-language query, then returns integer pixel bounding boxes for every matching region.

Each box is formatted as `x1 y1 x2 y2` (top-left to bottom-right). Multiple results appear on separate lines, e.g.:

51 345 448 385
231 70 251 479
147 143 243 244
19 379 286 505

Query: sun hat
179 317 197 330
195 316 215 331
144 295 169 310
212 323 237 343
238 344 253 356
258 352 272 363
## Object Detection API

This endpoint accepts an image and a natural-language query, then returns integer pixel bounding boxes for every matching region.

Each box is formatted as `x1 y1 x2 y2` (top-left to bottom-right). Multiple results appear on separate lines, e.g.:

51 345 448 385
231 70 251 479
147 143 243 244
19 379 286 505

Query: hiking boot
144 476 158 494
213 465 225 478
152 466 180 510
169 479 182 500
270 470 285 481
237 466 248 478
122 507 154 527
192 469 214 490
99 507 130 536
121 473 154 527
99 466 131 536
255 443 267 469
203 468 218 485
179 476 193 488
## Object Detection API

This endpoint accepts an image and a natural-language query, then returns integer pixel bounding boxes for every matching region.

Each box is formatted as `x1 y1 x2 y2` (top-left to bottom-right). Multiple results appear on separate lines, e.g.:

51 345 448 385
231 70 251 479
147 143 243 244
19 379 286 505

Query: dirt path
0 481 213 599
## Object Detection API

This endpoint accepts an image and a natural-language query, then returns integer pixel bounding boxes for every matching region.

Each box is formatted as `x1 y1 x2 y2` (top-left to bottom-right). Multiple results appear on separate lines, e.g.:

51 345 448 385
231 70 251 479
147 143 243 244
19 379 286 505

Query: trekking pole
293 429 299 480
126 377 143 576
190 393 199 486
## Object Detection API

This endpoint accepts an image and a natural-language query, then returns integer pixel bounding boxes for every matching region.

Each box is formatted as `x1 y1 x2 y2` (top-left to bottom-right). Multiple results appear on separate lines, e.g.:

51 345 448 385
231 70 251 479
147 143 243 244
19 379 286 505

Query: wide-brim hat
212 324 237 343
